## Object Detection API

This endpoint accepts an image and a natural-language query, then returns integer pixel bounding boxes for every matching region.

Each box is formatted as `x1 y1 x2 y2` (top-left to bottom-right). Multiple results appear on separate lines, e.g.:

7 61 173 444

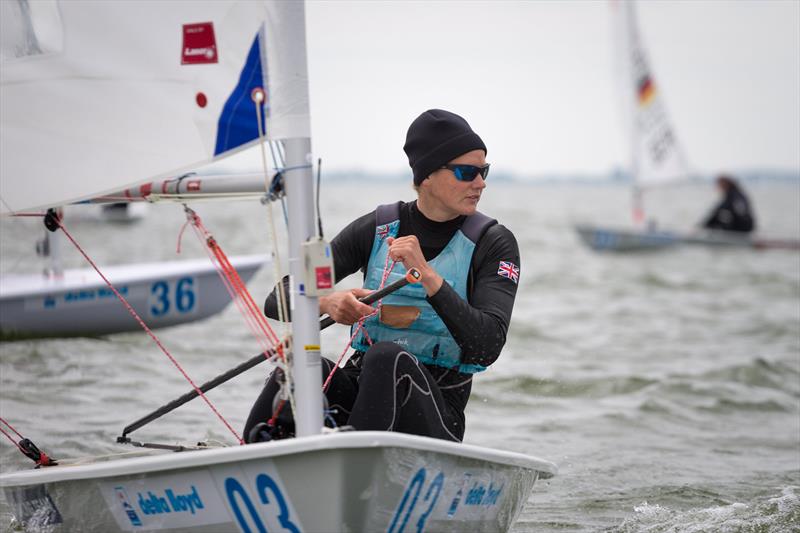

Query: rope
175 218 191 254
321 315 375 393
0 426 22 451
0 417 25 442
0 418 55 466
182 207 282 356
322 256 397 392
252 88 297 420
54 219 244 445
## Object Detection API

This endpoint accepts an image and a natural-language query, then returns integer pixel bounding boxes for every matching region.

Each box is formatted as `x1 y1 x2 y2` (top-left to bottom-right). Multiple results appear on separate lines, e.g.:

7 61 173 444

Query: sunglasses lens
444 164 490 181
456 165 490 181
453 165 478 181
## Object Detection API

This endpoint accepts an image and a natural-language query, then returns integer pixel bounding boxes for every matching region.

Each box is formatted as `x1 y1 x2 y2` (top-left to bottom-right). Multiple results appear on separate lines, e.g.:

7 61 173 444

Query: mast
265 1 323 436
283 139 324 436
623 1 645 225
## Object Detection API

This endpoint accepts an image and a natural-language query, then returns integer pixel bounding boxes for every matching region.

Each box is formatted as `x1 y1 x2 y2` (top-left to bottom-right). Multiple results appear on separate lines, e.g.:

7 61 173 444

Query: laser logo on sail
181 22 218 65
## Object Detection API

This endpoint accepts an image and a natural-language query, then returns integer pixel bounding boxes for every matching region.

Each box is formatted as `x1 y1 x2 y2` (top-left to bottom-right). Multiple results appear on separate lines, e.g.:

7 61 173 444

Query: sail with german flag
613 0 688 187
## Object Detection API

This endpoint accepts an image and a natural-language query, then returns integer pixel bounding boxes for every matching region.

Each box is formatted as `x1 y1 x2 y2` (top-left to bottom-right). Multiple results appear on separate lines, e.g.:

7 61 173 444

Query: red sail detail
181 22 218 65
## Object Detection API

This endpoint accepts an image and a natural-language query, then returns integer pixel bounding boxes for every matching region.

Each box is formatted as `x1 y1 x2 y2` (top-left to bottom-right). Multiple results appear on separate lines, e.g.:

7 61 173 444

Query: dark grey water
2 182 799 531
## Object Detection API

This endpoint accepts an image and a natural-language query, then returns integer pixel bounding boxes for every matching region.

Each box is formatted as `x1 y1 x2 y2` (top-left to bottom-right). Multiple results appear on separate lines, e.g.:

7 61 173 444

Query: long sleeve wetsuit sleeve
263 210 375 320
427 224 520 368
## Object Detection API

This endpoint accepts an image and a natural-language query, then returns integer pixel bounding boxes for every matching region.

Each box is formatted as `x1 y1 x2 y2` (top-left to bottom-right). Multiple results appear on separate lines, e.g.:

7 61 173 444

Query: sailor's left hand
386 236 443 296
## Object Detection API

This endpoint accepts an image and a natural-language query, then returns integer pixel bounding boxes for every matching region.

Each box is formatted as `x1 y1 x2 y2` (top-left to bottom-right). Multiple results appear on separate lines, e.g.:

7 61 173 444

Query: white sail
0 0 273 215
614 0 688 187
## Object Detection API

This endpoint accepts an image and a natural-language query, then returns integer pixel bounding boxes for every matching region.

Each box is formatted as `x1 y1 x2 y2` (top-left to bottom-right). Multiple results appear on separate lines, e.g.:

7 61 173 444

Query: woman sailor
245 109 521 443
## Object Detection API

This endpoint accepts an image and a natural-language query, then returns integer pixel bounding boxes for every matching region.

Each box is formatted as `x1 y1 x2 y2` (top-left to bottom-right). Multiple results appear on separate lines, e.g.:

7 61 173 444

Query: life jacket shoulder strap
461 211 497 244
376 202 403 227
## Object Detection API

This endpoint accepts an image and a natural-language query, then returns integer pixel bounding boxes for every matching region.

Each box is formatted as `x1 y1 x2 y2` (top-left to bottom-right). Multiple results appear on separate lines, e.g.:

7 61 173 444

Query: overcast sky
226 0 800 178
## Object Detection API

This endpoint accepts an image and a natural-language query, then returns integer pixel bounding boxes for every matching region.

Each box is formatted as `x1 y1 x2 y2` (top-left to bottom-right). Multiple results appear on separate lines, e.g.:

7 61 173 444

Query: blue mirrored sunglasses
440 163 490 182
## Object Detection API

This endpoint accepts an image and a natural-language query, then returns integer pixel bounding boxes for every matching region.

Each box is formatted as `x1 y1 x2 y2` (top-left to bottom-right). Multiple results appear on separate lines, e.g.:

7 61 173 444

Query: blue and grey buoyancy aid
350 202 496 373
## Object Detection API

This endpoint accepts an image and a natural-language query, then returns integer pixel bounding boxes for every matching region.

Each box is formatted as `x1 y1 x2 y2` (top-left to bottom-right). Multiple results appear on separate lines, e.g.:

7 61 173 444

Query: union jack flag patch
497 261 519 284
377 224 390 240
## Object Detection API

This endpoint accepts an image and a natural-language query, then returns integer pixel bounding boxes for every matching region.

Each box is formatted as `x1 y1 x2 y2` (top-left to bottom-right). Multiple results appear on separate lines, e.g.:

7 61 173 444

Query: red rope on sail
322 256 396 393
321 316 374 394
54 220 244 445
182 208 285 363
0 426 22 450
175 218 192 255
210 237 278 345
0 417 25 444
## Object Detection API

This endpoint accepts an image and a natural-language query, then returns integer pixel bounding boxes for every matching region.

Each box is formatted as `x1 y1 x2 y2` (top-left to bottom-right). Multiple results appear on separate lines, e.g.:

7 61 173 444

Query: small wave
698 397 792 414
485 375 656 398
701 358 799 396
634 272 710 291
608 486 800 533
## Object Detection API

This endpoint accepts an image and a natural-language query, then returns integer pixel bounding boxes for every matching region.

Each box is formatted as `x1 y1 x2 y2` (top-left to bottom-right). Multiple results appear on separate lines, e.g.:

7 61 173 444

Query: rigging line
0 426 24 452
322 256 398 390
186 209 265 328
53 219 243 445
253 90 289 335
267 140 290 228
276 139 287 167
207 237 278 349
253 89 297 419
316 158 324 238
193 233 275 354
0 417 25 440
175 217 192 255
268 138 280 172
184 207 280 350
321 315 374 393
0 195 16 214
275 140 289 226
0 417 57 466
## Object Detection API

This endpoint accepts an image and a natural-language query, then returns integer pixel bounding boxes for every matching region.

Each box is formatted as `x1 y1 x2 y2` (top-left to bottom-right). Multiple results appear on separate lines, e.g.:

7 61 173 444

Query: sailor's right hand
320 288 374 325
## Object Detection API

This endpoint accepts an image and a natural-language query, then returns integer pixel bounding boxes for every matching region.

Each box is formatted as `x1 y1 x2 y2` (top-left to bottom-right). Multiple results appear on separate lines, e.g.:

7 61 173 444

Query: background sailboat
575 1 799 252
1 1 555 531
0 1 273 338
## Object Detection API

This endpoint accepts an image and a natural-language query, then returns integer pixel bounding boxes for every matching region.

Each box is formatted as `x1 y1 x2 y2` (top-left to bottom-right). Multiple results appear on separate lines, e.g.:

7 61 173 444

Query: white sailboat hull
0 432 556 532
575 224 800 252
0 255 268 339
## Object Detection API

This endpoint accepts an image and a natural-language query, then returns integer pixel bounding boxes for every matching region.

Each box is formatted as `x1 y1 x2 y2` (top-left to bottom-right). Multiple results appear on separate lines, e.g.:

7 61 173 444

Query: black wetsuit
703 187 755 233
244 200 520 442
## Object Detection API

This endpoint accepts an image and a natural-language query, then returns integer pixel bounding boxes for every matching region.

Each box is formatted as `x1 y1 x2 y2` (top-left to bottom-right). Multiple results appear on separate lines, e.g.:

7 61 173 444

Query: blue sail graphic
214 32 266 155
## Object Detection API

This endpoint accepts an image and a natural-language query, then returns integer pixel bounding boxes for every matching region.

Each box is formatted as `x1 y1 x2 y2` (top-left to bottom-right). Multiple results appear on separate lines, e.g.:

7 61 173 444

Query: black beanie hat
403 109 487 185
